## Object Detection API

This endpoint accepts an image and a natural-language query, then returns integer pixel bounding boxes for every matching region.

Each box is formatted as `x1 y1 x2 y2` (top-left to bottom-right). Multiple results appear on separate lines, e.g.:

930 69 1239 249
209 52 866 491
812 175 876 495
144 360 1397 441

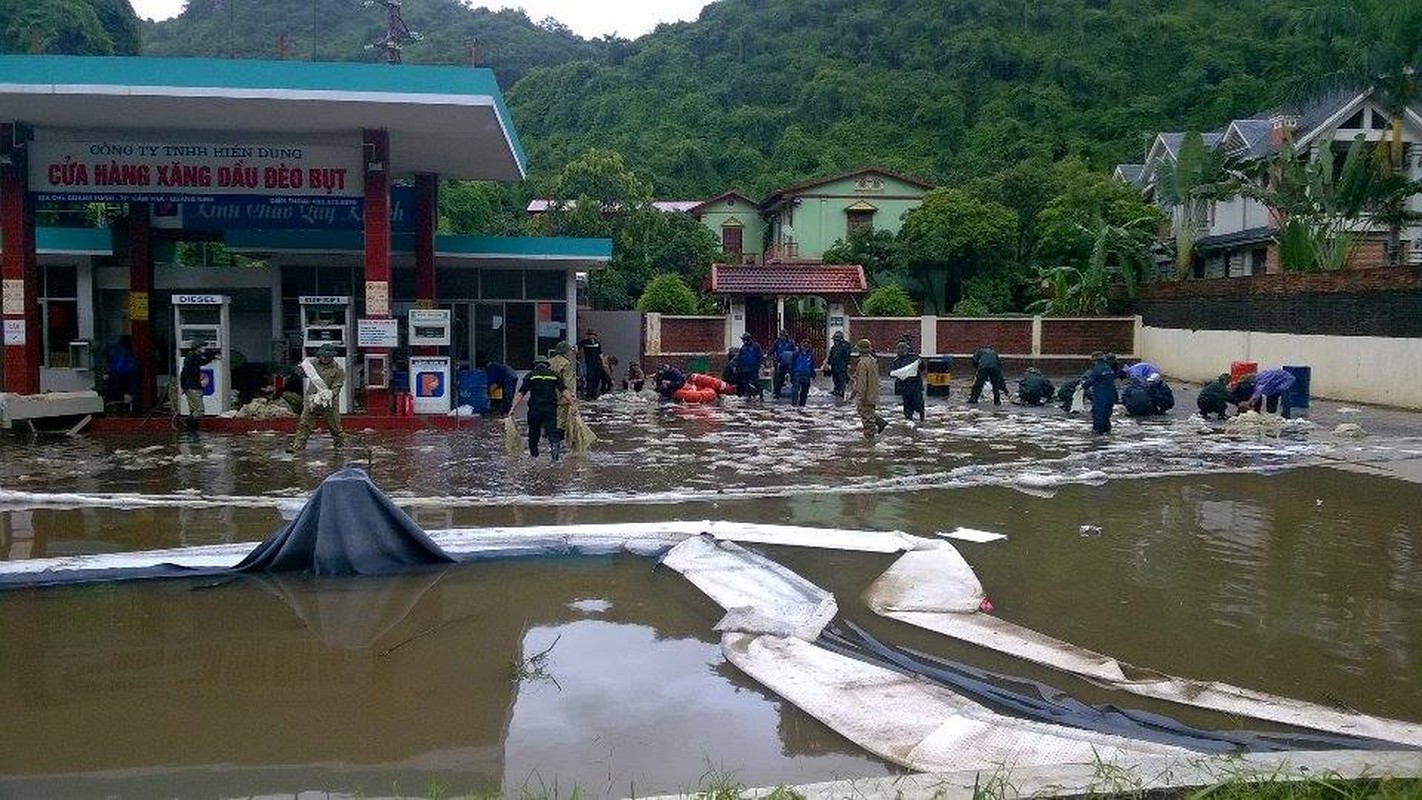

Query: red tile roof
709 263 867 296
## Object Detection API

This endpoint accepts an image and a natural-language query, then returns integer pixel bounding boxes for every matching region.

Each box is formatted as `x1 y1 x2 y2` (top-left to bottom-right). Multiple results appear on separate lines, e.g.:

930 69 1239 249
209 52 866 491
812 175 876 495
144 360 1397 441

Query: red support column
363 129 392 414
413 172 437 356
414 172 437 304
127 204 156 410
1 123 40 395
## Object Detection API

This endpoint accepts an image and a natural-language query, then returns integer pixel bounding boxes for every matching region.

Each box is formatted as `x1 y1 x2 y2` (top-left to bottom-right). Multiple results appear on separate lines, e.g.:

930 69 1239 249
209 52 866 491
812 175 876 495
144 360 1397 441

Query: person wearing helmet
509 356 570 460
288 343 346 452
549 342 577 434
848 338 888 438
1015 367 1055 406
890 340 925 421
968 345 1007 405
825 330 852 398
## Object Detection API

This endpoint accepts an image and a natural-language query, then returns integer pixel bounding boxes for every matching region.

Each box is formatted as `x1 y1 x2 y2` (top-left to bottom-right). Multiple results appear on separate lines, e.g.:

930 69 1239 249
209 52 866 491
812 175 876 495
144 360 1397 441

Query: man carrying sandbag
287 344 346 452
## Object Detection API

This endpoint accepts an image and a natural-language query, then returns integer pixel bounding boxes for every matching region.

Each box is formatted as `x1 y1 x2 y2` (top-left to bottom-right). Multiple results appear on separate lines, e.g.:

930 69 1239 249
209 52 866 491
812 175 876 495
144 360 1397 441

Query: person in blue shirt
1080 352 1120 434
771 330 796 399
734 333 764 399
103 335 141 414
484 361 518 415
790 339 816 407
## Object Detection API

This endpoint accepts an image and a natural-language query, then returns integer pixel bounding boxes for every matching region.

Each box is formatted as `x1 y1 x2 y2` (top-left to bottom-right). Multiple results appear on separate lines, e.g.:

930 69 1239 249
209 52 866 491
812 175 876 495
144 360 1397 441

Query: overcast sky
128 1 714 39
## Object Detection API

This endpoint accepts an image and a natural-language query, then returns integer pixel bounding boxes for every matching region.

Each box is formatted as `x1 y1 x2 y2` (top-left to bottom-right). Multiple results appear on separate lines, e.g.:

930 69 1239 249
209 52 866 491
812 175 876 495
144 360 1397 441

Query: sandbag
565 408 598 453
889 359 921 380
503 414 522 455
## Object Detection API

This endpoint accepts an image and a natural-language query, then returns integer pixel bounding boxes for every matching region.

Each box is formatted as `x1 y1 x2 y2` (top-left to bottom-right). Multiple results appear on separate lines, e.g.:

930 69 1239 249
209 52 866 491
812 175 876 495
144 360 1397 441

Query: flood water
2 393 1421 796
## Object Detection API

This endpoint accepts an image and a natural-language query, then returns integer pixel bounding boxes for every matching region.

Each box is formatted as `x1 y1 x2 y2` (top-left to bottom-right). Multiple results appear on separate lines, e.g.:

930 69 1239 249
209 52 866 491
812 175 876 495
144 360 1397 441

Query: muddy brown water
1 397 1421 796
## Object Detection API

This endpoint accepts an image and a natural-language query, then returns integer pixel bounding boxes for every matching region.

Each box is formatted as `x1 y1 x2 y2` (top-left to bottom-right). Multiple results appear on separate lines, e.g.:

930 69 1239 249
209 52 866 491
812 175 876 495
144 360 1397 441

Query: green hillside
508 0 1329 198
140 0 616 89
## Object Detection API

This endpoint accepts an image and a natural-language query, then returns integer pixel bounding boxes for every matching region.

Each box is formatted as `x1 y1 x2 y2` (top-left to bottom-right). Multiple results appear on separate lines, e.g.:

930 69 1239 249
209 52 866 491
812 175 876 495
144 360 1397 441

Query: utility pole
364 0 421 64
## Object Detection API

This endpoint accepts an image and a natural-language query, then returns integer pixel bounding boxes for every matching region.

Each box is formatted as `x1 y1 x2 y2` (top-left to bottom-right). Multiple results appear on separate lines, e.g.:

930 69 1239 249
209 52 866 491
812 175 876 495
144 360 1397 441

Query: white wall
1141 325 1422 408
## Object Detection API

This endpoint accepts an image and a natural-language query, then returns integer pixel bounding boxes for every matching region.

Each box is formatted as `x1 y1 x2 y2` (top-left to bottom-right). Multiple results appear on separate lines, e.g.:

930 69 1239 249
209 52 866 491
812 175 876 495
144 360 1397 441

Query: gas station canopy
0 55 526 180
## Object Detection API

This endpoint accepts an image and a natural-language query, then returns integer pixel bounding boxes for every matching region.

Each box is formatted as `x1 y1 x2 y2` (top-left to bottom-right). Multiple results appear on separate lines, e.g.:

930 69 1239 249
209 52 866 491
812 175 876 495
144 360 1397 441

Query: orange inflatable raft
672 385 719 403
687 373 735 394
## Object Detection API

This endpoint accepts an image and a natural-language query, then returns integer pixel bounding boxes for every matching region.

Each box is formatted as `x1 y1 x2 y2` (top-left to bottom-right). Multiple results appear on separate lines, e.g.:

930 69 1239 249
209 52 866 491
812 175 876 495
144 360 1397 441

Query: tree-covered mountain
1 0 141 55
140 0 620 89
508 0 1333 198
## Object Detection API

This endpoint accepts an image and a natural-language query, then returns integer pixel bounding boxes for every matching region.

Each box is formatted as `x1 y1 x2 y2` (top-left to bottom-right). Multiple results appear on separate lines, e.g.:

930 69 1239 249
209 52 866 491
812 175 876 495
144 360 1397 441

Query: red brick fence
643 313 1140 372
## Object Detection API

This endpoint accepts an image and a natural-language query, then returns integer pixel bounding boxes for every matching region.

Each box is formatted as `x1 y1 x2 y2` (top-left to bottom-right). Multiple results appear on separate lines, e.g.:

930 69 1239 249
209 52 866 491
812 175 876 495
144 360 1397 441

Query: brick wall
1135 268 1422 337
937 318 1033 355
658 316 726 354
847 317 919 351
1040 318 1135 356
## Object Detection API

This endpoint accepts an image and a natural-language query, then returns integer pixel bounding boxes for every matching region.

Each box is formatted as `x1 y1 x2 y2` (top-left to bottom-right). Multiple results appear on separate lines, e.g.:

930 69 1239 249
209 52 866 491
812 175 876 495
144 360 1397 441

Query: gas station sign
29 138 363 204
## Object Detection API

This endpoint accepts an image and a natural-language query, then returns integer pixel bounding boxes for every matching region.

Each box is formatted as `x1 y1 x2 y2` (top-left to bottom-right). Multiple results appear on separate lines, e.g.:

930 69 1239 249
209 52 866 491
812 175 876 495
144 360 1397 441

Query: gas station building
0 55 610 416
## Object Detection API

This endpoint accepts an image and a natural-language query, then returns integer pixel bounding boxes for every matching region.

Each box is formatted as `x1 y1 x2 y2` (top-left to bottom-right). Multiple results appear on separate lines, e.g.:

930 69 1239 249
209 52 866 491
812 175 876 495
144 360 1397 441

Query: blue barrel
457 369 489 413
1282 365 1311 414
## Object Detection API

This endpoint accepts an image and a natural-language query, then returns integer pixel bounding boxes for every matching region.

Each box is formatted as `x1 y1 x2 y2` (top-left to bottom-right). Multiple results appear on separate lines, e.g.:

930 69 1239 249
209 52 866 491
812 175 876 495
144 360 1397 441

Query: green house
759 167 935 261
688 191 766 263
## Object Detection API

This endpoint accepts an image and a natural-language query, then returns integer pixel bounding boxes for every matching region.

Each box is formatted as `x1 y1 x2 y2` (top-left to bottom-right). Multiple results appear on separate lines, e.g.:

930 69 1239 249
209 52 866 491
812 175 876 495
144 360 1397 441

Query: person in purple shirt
1232 369 1297 417
1123 361 1161 386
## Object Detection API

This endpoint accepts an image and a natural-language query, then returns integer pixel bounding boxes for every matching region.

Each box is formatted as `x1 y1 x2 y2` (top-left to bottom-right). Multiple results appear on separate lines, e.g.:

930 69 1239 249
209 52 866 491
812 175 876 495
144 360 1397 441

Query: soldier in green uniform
1015 367 1055 406
849 338 888 439
178 342 218 432
287 344 346 452
1197 373 1232 420
548 341 577 435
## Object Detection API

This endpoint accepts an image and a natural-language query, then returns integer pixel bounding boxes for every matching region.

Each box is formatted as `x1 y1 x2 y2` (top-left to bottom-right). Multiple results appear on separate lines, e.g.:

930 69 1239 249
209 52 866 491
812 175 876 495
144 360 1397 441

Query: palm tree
1296 1 1422 263
1154 132 1246 279
1028 217 1157 315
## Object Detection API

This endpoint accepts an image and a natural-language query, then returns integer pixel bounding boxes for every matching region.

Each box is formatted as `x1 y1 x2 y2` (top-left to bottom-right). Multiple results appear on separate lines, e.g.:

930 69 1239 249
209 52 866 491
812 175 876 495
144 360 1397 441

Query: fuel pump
172 294 231 416
407 308 452 414
299 296 354 413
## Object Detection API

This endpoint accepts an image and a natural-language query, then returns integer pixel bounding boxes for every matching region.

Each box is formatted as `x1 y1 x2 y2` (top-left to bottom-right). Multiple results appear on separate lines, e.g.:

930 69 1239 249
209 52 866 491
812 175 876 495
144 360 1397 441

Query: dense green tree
0 0 139 55
860 284 916 317
636 273 698 315
821 227 898 284
1034 161 1167 274
437 180 528 236
896 188 1018 315
139 0 614 85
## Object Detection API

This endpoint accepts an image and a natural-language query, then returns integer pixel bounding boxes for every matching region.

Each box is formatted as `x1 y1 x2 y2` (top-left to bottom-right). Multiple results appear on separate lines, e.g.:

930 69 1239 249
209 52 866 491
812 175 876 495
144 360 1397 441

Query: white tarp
866 554 1422 748
662 536 837 640
0 521 938 581
722 633 1186 774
